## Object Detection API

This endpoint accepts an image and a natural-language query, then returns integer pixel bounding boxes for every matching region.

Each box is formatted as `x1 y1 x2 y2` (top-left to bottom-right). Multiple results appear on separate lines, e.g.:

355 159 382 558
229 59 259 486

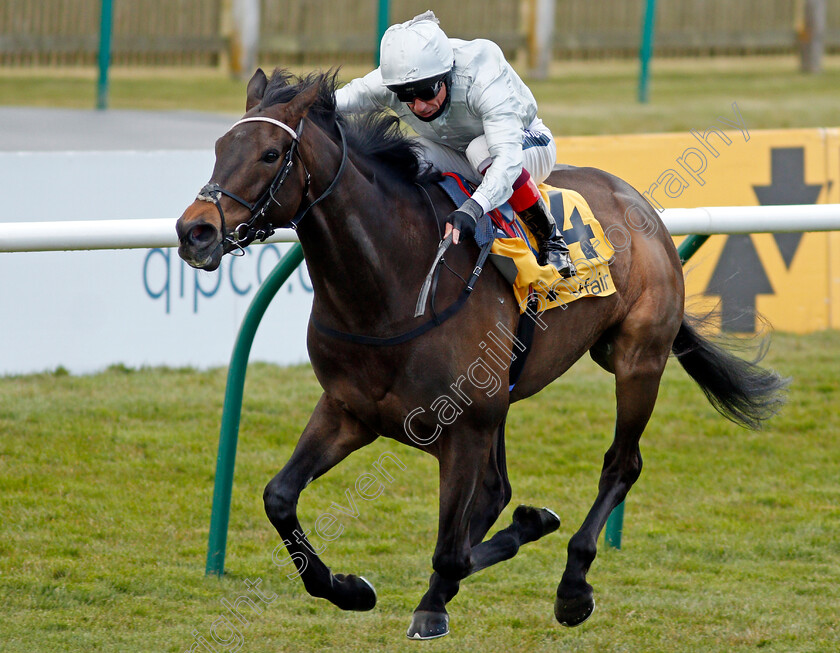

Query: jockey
335 10 575 277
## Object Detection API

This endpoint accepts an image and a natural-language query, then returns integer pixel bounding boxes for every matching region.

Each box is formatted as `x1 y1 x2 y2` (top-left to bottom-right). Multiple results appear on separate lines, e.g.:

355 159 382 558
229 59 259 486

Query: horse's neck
297 133 436 330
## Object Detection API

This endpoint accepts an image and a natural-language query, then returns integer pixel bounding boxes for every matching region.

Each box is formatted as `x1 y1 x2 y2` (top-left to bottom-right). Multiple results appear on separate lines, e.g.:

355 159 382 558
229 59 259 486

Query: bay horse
176 69 787 639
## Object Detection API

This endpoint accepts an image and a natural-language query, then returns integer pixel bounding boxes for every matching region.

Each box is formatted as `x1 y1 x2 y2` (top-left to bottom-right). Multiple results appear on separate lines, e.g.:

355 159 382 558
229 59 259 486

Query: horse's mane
260 69 440 187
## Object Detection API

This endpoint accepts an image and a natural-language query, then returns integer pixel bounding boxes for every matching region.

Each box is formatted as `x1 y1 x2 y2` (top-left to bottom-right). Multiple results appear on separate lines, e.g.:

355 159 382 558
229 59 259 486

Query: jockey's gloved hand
445 198 483 243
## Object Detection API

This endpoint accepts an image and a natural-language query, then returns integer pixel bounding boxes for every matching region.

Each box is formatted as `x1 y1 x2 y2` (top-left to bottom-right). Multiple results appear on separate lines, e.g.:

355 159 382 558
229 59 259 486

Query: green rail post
677 234 710 264
96 0 114 110
375 0 390 66
604 232 709 550
604 500 625 549
637 0 657 104
206 243 305 576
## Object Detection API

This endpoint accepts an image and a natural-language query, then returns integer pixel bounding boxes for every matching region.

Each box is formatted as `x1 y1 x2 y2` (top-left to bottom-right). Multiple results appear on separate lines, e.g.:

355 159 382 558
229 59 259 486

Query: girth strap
507 296 540 391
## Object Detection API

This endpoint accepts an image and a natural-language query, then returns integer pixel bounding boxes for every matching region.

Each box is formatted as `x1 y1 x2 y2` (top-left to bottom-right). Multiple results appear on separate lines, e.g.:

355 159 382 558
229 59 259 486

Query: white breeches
415 117 556 187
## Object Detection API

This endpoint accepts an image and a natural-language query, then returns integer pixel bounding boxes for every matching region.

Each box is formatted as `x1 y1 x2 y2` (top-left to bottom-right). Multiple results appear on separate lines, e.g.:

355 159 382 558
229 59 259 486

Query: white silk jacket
335 38 541 211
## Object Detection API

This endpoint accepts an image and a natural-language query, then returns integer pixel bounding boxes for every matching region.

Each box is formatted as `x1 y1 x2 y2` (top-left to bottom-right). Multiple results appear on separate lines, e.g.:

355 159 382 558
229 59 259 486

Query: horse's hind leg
408 418 561 639
263 393 379 611
555 311 676 627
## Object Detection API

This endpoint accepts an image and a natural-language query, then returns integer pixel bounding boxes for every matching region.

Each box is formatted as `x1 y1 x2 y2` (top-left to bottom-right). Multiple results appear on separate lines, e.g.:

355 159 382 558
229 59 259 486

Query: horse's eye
262 150 280 163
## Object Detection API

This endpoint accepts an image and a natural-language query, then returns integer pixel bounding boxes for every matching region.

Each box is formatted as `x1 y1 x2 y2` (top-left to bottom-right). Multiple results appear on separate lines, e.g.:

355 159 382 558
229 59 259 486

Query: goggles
386 76 446 103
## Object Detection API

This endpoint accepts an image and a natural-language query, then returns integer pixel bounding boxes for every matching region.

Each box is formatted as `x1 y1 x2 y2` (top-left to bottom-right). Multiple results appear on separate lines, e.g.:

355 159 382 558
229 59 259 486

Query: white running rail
1 205 840 253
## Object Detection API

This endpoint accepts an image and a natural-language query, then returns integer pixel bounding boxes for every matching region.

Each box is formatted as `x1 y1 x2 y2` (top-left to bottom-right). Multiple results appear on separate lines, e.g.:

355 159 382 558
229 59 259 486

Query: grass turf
1 331 838 652
2 54 839 651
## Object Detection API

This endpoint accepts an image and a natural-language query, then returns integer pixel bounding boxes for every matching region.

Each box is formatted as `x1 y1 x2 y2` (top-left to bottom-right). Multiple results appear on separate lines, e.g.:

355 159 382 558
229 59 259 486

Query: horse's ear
245 69 268 111
284 81 321 123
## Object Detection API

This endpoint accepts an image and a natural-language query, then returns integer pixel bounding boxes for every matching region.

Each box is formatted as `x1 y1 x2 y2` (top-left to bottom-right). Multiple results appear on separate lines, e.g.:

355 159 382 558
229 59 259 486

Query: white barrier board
0 151 313 375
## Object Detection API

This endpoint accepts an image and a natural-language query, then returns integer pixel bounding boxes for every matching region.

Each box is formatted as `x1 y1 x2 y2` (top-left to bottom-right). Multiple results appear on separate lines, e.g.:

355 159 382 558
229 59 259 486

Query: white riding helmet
379 11 454 86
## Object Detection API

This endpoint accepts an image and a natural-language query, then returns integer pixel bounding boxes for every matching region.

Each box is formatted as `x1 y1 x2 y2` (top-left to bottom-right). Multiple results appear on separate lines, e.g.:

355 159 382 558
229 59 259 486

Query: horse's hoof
554 588 595 627
406 610 450 640
331 573 377 611
539 506 562 534
512 505 561 542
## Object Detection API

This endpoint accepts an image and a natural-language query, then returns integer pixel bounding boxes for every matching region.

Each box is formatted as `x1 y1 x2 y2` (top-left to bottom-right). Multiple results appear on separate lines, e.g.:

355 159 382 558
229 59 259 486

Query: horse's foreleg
264 393 378 611
454 421 560 576
429 430 495 582
555 320 672 627
413 501 562 633
408 418 561 639
408 420 508 639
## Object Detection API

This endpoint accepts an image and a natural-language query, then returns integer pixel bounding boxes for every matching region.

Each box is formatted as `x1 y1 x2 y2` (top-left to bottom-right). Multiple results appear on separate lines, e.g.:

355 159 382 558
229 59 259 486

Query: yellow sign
554 115 840 333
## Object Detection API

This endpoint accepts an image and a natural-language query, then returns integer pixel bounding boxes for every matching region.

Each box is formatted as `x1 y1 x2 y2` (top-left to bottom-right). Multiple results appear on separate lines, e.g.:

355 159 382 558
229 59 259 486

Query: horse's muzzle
176 211 223 271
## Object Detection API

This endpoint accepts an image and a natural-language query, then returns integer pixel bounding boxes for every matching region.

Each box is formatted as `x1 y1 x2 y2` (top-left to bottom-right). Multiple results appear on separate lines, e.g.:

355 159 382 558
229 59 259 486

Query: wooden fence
1 0 838 67
552 0 840 58
259 0 523 64
0 0 224 66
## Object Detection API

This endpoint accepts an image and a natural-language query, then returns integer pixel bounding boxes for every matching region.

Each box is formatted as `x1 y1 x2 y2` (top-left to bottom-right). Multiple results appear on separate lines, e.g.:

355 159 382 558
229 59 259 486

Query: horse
175 69 787 639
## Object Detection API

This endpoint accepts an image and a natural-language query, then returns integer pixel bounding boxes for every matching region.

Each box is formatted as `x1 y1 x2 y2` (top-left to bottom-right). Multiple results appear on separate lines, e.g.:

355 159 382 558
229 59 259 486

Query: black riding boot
517 198 576 277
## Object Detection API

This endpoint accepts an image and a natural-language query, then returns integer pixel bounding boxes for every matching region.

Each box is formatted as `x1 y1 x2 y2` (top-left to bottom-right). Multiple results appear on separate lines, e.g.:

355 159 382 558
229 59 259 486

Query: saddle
438 173 616 314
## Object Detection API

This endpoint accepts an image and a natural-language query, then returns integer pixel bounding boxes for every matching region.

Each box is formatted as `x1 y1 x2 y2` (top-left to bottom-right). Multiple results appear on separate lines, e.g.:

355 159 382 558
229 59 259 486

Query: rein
195 116 348 255
311 238 493 347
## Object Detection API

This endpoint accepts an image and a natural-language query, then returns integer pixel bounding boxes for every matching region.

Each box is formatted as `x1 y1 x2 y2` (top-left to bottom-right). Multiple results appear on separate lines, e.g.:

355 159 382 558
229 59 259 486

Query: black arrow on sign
705 235 773 333
752 147 822 268
704 146 822 332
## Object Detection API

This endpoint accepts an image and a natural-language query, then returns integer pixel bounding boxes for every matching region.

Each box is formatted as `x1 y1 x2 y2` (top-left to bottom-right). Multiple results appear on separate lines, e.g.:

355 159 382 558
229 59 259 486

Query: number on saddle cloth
548 190 600 260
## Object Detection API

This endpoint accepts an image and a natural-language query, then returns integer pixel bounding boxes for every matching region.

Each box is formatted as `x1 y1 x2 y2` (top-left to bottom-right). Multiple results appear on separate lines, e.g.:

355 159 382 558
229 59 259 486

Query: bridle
196 111 498 350
195 114 348 256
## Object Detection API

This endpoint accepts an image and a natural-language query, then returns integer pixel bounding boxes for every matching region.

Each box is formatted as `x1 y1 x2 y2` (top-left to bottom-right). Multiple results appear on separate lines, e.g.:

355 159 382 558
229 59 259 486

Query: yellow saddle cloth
491 185 616 313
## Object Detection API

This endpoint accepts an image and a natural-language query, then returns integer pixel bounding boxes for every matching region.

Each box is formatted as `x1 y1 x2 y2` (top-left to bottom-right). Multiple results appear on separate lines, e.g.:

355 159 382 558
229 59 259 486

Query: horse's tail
671 314 790 430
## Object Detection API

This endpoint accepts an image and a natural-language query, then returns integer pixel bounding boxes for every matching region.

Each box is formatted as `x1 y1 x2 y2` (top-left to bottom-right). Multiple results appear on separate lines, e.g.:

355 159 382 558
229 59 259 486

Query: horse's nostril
189 223 215 245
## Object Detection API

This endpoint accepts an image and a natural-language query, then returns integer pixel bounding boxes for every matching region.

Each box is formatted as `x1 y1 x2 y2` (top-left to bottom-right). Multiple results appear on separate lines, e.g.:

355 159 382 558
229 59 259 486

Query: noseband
195 115 348 255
